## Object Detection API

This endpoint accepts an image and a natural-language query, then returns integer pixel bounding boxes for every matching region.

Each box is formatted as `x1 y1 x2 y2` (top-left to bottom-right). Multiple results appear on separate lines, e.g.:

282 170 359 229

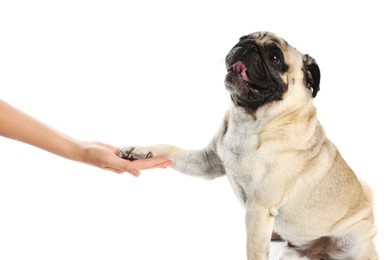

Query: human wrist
67 139 89 163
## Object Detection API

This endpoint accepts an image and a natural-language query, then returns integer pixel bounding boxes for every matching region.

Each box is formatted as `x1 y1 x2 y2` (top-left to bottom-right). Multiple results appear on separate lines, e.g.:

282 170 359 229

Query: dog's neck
229 95 316 133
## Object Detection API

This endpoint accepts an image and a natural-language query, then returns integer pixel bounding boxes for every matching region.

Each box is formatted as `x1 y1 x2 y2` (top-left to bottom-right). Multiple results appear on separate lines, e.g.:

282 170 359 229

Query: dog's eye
270 52 281 65
266 43 284 68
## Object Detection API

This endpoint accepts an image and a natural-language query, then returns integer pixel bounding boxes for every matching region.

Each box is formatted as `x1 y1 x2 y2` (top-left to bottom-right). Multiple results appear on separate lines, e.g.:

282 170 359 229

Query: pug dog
120 32 378 260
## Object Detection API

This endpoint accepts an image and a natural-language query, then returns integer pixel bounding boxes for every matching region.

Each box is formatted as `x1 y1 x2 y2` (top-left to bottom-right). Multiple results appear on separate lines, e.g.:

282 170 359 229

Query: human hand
78 141 173 177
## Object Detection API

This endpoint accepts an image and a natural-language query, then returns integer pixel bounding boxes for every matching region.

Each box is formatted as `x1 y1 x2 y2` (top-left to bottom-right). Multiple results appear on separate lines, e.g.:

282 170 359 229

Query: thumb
116 159 141 177
127 168 140 177
102 155 141 177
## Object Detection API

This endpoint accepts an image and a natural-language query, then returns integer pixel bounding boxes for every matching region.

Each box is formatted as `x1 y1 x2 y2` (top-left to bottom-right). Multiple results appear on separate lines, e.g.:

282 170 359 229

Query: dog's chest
218 120 261 164
217 124 266 204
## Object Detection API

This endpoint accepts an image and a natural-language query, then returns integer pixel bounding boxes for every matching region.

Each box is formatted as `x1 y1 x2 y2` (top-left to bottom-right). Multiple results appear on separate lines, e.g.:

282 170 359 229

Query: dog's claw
146 152 153 158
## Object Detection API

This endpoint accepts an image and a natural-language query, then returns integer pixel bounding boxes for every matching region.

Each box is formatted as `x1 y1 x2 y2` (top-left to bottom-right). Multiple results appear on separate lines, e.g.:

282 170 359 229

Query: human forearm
0 99 82 161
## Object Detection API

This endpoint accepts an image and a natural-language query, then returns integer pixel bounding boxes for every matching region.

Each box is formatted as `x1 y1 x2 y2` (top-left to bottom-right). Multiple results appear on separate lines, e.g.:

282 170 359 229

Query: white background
1 0 389 259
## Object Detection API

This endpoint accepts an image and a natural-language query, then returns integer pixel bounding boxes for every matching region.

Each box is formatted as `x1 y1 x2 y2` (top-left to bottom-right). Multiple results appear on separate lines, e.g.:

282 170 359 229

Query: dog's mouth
226 60 267 93
225 60 266 105
226 60 257 86
227 60 253 83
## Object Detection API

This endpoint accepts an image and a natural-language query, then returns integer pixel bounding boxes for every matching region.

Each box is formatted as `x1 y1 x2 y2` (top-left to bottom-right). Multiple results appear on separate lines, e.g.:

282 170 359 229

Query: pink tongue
231 61 251 82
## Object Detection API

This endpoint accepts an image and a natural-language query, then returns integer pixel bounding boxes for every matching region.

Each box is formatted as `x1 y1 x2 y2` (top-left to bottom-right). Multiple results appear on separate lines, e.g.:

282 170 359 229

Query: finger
97 153 140 176
130 156 173 170
106 155 171 176
127 168 140 177
106 165 140 177
105 168 125 174
140 160 173 170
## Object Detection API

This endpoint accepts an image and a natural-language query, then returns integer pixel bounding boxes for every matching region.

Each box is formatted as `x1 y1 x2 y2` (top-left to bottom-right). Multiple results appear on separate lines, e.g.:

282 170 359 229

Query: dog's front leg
119 144 225 179
246 197 275 260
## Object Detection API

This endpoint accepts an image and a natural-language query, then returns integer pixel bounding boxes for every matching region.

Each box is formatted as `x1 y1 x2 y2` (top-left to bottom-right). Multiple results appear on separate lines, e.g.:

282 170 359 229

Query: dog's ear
302 54 321 98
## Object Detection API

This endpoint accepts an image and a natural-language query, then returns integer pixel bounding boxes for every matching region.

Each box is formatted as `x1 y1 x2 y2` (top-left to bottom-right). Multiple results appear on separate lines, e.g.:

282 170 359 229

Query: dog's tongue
228 60 252 82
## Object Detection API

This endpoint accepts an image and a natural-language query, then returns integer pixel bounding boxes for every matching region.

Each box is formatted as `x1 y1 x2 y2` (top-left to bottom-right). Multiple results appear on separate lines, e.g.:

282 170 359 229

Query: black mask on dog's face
225 32 320 111
225 35 288 110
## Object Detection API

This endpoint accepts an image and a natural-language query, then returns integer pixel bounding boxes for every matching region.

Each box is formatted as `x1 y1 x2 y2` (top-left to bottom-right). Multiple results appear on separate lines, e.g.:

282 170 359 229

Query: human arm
0 99 172 176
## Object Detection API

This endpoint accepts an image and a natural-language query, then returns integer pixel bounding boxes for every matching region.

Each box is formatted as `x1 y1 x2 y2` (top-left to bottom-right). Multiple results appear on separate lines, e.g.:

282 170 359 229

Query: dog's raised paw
119 146 154 161
119 146 136 160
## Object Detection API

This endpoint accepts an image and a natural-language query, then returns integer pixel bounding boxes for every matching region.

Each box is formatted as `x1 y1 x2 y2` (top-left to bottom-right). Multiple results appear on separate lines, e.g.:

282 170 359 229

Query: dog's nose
242 43 259 53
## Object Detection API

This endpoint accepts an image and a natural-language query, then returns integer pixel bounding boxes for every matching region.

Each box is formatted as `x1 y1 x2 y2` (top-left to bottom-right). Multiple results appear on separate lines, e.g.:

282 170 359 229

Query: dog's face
225 31 320 111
